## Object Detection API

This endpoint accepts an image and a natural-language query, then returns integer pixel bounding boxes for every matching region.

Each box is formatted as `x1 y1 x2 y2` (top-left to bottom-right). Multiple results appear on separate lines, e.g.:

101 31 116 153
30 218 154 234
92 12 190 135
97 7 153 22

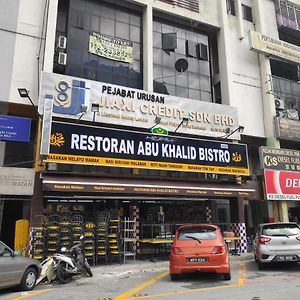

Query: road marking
113 260 247 299
11 289 53 300
112 271 169 300
129 282 243 299
238 259 247 285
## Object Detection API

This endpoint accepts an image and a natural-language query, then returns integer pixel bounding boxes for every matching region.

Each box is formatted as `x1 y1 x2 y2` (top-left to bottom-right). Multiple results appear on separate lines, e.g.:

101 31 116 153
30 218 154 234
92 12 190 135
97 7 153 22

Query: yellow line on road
130 282 243 299
113 271 169 300
11 289 53 300
113 259 248 300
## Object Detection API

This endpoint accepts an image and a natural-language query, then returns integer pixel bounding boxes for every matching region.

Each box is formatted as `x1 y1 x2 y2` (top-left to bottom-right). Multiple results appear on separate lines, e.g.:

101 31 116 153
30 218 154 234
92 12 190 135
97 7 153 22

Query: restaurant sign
260 146 300 172
38 72 241 139
46 121 250 176
264 169 300 200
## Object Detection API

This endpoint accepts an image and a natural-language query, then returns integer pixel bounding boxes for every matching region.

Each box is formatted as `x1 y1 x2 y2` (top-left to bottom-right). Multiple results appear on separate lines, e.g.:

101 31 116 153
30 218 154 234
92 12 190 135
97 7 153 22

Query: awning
43 176 261 199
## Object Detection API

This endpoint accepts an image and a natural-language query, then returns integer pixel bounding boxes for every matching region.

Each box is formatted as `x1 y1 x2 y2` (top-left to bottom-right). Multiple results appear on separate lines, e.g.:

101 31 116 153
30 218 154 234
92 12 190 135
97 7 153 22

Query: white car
253 222 300 270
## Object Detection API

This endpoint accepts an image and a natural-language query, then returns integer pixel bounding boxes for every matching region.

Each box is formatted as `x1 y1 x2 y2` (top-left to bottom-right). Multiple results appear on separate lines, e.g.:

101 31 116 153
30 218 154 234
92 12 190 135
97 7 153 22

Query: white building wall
1 0 46 106
0 0 287 140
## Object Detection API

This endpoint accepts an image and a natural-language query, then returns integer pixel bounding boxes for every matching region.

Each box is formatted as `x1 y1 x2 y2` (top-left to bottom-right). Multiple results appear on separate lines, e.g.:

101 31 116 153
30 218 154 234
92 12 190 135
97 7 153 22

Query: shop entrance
0 200 24 248
139 200 208 239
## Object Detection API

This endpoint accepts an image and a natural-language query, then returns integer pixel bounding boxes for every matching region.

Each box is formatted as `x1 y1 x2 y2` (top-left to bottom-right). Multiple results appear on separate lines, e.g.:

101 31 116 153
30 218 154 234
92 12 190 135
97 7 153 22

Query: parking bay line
112 271 169 300
10 289 53 300
113 261 247 300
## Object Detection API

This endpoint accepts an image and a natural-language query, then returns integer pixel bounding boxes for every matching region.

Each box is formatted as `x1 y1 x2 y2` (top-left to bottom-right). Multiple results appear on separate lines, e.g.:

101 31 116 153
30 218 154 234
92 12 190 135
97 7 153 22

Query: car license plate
276 255 297 262
187 257 208 263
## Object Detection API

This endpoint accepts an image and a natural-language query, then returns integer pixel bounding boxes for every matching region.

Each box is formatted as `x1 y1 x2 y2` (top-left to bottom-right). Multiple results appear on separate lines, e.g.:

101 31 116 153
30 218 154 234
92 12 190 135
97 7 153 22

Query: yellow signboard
46 153 249 175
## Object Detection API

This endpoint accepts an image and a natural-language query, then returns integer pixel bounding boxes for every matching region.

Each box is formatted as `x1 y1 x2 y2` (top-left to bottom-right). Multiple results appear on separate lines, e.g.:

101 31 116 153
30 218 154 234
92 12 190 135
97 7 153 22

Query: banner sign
38 72 241 139
89 32 133 63
43 176 256 198
46 121 250 175
0 115 31 142
275 117 300 142
249 30 300 64
260 146 300 172
264 169 300 200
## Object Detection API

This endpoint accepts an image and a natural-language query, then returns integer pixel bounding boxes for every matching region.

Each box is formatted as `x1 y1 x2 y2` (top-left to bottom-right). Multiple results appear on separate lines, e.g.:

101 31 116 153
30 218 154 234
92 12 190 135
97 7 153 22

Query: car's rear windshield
178 228 217 240
262 224 300 236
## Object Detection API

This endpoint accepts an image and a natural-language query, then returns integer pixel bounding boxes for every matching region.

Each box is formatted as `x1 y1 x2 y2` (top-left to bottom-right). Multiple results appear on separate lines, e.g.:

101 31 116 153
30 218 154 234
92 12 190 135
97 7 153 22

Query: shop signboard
0 167 34 195
275 117 300 142
89 32 133 63
38 72 241 139
260 146 300 172
0 115 31 142
264 169 300 200
43 176 257 198
249 30 300 64
46 121 250 176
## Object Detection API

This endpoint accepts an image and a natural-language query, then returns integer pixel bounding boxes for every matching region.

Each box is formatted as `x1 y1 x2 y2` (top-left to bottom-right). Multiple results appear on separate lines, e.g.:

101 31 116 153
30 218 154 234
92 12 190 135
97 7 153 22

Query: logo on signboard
50 132 65 147
151 127 168 135
232 152 242 163
53 79 90 115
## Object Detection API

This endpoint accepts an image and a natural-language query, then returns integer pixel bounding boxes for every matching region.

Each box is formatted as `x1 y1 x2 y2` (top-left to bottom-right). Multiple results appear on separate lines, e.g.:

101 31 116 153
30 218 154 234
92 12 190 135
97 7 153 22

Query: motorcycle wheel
84 264 93 277
56 262 72 284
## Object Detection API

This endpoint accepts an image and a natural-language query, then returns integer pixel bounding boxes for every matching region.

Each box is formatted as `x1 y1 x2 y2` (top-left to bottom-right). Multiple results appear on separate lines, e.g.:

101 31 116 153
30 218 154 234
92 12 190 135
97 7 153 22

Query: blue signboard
0 115 31 142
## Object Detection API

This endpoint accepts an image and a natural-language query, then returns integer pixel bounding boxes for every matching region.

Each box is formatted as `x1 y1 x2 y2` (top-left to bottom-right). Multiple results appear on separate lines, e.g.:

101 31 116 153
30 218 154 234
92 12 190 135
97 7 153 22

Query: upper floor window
227 0 236 16
242 4 253 22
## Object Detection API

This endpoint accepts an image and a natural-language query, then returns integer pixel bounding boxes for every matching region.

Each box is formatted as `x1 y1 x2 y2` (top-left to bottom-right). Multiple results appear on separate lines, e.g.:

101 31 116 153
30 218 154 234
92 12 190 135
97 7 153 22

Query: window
262 224 300 236
162 33 177 51
178 228 217 240
59 0 143 89
242 4 253 22
227 0 236 16
153 19 212 101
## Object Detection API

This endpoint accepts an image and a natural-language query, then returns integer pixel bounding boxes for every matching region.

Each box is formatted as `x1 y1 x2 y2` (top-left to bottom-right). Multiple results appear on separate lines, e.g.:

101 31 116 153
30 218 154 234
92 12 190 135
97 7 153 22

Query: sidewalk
89 252 254 277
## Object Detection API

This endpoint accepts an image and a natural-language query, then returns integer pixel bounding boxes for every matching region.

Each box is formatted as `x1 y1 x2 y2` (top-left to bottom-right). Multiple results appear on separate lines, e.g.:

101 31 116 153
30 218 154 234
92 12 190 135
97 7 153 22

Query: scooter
53 235 93 284
38 236 93 285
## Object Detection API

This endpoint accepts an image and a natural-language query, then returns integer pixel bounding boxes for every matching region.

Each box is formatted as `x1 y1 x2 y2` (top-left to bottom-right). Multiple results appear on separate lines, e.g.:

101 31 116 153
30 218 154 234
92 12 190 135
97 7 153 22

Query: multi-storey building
0 0 299 255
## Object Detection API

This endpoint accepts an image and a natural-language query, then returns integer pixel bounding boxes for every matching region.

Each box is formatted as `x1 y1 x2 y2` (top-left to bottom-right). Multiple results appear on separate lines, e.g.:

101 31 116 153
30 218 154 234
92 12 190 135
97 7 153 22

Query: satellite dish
175 58 188 73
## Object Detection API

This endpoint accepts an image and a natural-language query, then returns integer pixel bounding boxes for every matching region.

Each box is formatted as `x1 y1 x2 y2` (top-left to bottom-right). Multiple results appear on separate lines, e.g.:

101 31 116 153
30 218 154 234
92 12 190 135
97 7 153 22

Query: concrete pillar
30 172 44 227
236 0 245 40
143 4 153 92
279 201 289 222
237 197 245 223
43 0 58 72
272 201 280 222
217 0 235 105
253 0 288 223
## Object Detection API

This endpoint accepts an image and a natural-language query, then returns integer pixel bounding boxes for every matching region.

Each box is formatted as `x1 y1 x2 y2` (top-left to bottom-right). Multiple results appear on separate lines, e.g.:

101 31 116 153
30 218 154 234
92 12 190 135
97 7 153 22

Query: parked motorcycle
55 235 93 283
38 236 93 285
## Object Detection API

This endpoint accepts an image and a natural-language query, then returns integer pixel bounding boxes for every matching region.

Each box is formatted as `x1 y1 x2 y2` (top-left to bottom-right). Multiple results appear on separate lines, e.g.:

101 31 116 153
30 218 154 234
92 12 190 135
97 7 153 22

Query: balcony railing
276 0 300 32
271 75 300 106
158 0 199 12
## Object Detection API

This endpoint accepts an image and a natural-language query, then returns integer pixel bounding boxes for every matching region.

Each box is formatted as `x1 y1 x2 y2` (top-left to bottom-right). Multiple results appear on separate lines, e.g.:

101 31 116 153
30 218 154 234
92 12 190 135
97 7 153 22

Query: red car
169 224 231 280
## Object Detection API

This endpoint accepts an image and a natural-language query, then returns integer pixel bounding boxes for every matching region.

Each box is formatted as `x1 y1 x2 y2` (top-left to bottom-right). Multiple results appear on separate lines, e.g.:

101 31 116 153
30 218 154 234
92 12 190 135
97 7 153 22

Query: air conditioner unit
57 52 67 65
58 36 67 49
274 98 285 110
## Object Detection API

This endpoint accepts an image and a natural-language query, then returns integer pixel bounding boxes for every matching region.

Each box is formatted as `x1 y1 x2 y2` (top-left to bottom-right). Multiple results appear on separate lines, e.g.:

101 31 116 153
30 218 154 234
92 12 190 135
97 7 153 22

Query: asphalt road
1 253 300 300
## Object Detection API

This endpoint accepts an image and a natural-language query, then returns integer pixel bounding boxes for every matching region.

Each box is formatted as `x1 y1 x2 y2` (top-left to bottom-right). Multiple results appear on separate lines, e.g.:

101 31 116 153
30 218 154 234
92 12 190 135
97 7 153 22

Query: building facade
0 0 299 257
